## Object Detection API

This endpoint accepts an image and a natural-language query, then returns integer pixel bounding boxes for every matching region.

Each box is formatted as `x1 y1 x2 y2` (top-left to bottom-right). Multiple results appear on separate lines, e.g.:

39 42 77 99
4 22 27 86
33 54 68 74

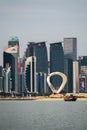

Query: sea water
0 100 87 130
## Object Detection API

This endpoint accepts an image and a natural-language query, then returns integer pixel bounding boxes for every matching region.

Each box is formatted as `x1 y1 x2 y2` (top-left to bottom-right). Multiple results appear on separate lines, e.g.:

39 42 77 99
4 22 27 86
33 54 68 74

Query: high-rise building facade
64 38 77 60
8 36 19 56
0 66 3 77
79 76 87 93
23 42 48 94
3 45 19 93
36 72 47 95
0 66 4 92
25 56 37 93
50 42 64 90
25 42 48 74
78 56 87 93
73 61 79 94
64 38 77 93
78 56 87 74
4 67 11 93
18 72 25 94
64 59 73 93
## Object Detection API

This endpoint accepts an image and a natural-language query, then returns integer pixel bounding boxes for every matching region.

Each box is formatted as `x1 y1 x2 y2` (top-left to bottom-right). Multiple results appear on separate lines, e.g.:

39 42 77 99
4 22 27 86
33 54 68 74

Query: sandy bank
0 96 87 101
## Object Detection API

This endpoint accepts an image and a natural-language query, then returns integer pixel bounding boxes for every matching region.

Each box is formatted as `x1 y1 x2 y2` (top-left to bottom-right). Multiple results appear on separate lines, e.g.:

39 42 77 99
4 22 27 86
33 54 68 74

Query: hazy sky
0 0 87 65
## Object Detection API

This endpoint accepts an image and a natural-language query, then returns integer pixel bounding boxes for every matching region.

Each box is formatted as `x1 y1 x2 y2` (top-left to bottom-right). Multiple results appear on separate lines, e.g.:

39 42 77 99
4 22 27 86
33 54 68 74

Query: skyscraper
50 42 64 90
25 56 36 93
24 42 48 95
36 72 47 95
4 66 11 93
18 72 25 94
3 45 19 93
0 66 4 92
64 59 73 93
64 38 77 60
25 42 48 74
73 61 79 93
78 56 87 93
64 38 77 93
78 56 87 74
8 36 19 56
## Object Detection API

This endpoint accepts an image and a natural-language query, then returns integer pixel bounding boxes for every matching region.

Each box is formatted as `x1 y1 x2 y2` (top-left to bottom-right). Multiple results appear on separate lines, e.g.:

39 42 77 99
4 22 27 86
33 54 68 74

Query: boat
64 94 77 101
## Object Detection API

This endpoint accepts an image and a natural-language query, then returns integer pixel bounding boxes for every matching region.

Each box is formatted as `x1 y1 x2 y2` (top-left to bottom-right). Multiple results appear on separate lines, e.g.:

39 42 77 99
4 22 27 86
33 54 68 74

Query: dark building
78 56 87 74
18 72 25 94
8 36 19 47
24 42 48 94
36 72 47 95
0 66 3 77
50 42 64 90
25 42 48 74
3 45 19 93
3 52 15 91
0 66 4 92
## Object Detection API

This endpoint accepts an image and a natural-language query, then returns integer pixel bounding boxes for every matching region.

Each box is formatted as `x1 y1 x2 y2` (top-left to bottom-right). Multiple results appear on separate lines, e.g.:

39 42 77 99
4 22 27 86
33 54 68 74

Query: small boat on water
64 94 77 101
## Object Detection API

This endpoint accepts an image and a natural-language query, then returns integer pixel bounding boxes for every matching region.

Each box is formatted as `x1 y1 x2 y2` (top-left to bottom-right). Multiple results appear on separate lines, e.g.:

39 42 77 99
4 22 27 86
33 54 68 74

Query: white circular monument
47 72 67 94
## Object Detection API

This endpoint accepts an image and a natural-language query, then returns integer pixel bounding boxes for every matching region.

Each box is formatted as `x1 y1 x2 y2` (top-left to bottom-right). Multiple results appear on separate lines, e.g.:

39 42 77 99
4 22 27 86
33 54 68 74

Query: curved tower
25 56 36 93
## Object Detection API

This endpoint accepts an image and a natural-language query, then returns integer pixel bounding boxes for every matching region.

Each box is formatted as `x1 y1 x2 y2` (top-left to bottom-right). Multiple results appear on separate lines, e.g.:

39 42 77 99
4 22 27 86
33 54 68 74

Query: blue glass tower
3 52 15 91
50 42 64 91
25 42 48 74
3 45 19 93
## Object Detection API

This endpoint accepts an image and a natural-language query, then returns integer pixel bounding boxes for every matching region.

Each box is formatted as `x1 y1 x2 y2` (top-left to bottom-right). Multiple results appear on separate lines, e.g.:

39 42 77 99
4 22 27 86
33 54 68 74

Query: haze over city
0 0 87 64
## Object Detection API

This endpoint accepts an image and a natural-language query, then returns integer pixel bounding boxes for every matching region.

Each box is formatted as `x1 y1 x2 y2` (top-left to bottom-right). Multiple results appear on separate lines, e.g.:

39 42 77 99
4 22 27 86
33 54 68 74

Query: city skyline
0 0 87 65
1 37 87 95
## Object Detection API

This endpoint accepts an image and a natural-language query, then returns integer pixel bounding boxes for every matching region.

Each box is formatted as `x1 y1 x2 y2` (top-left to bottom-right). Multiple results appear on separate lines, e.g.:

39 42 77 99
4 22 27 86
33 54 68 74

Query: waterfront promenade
0 94 87 101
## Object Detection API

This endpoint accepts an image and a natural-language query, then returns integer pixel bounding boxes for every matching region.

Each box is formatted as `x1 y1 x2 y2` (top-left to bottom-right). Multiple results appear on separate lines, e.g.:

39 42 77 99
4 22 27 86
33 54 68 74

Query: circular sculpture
47 72 67 94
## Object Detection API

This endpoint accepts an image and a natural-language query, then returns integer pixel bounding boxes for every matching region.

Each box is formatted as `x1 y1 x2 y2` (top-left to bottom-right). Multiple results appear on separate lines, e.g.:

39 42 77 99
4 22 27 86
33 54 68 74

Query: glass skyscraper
64 59 73 93
25 42 48 74
0 66 4 92
50 42 64 91
64 38 77 93
24 42 48 94
3 52 15 91
3 46 19 93
64 38 77 60
36 72 47 95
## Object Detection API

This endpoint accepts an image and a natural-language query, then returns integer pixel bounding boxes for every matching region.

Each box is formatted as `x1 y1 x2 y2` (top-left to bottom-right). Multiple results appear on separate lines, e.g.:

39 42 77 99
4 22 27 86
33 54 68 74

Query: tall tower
24 42 48 95
78 56 87 93
64 38 77 60
25 56 36 93
0 66 4 92
50 42 64 91
25 42 48 74
3 45 19 93
64 38 77 93
73 61 79 94
8 36 19 56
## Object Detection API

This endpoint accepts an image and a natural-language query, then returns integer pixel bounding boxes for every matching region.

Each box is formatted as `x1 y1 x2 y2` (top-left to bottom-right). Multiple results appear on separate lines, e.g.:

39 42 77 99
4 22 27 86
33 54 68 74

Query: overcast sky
0 0 87 65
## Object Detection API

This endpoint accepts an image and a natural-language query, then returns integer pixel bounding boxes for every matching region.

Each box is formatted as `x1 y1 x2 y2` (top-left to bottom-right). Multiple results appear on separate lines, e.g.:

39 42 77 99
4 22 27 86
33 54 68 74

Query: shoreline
0 96 87 101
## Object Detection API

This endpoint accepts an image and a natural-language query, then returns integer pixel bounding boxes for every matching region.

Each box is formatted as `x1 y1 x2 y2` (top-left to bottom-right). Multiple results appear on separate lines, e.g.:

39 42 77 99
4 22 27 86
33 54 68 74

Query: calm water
0 100 87 130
